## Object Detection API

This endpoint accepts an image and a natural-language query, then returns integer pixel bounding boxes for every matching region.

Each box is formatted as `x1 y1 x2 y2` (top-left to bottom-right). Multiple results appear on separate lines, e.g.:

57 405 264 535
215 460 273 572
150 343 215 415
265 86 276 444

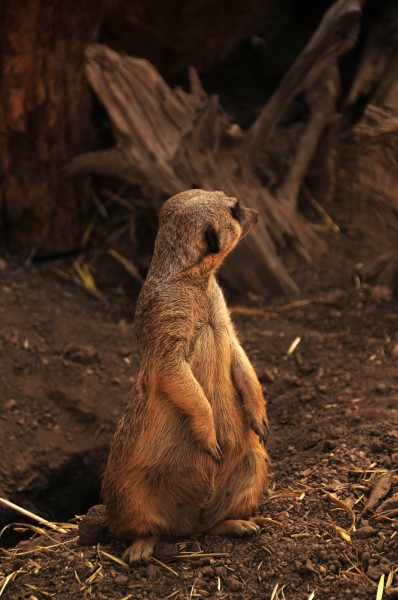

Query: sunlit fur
102 190 269 563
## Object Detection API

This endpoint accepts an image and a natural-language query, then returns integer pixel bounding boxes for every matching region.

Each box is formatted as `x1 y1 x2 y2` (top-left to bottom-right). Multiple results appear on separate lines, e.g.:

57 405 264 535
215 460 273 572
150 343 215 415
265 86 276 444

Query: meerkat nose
250 209 259 223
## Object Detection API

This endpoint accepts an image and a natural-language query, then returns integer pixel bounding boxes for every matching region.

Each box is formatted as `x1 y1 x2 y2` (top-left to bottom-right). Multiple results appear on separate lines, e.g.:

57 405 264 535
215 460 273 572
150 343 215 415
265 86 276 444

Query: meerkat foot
123 536 157 564
209 519 260 537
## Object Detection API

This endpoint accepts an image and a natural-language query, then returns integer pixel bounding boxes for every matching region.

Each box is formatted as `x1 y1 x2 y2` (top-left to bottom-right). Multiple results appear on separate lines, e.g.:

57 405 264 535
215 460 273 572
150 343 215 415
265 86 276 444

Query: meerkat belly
189 323 231 393
188 323 245 447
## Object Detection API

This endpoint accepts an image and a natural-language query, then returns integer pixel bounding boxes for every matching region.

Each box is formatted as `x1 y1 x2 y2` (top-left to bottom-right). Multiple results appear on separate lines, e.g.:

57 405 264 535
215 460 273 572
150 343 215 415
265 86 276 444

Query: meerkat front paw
249 414 269 446
192 417 223 463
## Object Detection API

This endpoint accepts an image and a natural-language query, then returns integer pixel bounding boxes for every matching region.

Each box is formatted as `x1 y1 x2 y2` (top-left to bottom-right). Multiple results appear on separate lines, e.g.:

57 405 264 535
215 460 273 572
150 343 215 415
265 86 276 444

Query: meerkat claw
250 418 269 446
261 420 270 445
205 443 223 464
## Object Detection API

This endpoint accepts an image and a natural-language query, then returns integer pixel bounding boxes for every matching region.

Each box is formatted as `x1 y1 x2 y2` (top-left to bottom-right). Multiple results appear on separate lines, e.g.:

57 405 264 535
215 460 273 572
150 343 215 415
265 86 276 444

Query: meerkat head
151 189 258 278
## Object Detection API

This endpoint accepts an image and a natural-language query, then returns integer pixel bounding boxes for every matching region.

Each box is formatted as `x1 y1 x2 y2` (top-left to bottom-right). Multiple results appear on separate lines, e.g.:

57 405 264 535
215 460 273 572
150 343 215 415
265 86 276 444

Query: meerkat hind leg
123 536 157 564
209 519 260 537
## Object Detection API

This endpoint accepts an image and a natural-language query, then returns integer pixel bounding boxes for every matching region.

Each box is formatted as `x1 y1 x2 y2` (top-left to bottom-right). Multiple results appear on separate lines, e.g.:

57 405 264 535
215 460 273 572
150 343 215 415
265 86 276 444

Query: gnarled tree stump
66 0 362 296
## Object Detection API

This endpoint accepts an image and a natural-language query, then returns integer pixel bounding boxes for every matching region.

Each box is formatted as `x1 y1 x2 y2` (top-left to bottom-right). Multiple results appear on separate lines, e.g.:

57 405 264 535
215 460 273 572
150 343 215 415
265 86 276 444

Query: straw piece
252 516 285 528
98 549 128 567
73 261 97 290
151 557 179 576
0 498 67 534
265 299 312 311
376 574 385 600
163 591 181 600
270 583 279 600
230 306 278 318
323 491 356 531
108 248 144 283
287 337 301 355
0 569 24 598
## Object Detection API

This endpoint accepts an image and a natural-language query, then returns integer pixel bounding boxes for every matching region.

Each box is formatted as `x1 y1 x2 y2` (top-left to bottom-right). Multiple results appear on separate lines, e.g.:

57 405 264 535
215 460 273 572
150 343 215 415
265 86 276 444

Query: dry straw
0 498 68 534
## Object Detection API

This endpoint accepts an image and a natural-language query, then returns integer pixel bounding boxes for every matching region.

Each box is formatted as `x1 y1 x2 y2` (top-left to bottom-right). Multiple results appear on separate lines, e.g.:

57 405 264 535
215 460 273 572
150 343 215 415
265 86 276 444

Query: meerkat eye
205 225 220 254
230 201 241 222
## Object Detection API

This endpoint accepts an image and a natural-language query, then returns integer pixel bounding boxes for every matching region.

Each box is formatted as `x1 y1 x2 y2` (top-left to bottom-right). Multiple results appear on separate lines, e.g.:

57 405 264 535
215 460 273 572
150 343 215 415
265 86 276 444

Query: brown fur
102 189 269 563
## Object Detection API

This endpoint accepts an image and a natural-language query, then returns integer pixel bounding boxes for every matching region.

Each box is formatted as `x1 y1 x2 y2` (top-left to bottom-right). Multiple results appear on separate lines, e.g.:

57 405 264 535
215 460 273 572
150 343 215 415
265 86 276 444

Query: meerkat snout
239 206 259 238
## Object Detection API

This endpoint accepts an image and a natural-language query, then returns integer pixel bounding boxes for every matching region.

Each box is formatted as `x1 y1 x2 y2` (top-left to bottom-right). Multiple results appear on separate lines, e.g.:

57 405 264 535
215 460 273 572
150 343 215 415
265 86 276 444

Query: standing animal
102 189 269 563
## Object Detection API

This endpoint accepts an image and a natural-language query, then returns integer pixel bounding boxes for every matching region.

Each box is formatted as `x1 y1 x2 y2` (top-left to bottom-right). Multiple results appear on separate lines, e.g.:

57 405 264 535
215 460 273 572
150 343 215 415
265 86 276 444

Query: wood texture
345 2 398 115
0 0 103 255
66 46 337 296
246 0 362 159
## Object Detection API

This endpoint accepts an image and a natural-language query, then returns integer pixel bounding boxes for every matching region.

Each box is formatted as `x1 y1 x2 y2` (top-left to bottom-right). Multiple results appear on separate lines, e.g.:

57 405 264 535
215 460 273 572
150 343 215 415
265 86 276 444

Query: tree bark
344 1 398 120
0 0 104 256
340 105 398 210
358 249 398 297
245 0 362 160
338 1 398 297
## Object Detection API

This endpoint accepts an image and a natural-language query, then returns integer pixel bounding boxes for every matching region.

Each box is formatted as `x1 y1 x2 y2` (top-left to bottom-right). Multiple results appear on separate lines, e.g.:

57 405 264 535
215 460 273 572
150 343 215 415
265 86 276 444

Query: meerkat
102 189 269 563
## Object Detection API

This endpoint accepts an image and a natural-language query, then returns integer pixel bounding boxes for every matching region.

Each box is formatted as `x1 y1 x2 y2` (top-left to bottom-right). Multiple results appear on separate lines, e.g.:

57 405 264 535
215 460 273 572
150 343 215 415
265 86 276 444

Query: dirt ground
0 180 398 600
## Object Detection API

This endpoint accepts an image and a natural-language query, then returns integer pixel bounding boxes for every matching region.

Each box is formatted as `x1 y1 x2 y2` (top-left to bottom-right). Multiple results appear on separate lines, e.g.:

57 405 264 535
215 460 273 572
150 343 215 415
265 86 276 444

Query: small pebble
154 543 176 561
370 285 392 302
322 440 335 452
201 566 214 577
361 551 370 563
114 574 129 586
375 383 389 394
214 566 227 578
380 563 391 574
322 289 346 305
78 504 107 545
4 399 17 410
352 526 375 539
224 576 242 591
370 441 383 452
367 564 382 581
146 564 158 579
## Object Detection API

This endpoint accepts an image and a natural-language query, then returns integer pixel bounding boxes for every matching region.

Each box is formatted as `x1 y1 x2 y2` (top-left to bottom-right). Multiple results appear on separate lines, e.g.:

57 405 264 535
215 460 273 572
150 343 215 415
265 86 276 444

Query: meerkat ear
205 225 220 254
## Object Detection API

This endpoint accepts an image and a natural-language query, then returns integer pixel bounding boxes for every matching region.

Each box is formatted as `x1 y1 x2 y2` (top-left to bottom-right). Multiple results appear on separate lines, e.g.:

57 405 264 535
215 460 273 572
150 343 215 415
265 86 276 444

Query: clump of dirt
1 178 398 598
